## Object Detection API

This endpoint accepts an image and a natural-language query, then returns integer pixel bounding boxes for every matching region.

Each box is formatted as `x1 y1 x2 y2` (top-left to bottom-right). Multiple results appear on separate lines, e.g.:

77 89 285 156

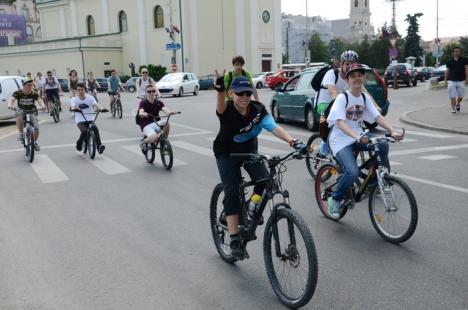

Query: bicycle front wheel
263 205 318 308
368 175 418 243
52 103 59 123
315 163 348 220
87 130 96 159
145 143 155 163
305 134 326 179
116 99 123 119
159 138 173 170
25 127 34 163
209 183 237 264
110 102 116 117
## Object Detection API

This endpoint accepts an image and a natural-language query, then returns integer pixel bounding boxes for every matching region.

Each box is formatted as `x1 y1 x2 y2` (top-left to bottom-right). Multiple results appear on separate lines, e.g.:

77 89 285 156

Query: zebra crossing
1 129 465 184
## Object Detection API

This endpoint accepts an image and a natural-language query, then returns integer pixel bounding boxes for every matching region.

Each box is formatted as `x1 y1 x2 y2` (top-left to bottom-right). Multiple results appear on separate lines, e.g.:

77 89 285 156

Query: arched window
154 5 164 29
26 25 33 40
36 27 42 38
118 11 128 32
86 15 95 35
354 0 358 7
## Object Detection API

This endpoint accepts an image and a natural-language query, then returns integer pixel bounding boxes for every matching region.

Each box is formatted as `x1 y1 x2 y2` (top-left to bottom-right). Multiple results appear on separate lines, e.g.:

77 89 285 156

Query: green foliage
119 75 131 83
308 32 329 62
138 64 167 81
425 54 436 67
328 38 348 60
440 42 460 64
458 37 468 57
404 13 424 66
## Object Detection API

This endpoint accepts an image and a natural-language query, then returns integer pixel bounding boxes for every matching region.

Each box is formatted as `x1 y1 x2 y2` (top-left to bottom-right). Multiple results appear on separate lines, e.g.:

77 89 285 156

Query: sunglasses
47 75 52 77
147 90 157 93
234 91 252 97
142 71 148 74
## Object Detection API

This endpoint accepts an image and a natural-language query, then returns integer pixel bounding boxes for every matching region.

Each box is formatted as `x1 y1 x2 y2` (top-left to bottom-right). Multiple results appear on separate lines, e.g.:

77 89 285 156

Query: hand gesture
213 69 226 93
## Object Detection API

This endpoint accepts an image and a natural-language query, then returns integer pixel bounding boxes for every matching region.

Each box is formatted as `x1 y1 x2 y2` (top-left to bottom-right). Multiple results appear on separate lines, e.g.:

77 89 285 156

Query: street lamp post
436 0 440 67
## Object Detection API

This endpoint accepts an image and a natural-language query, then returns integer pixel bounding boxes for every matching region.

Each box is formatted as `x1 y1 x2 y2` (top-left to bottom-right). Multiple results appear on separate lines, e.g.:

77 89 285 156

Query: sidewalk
400 89 468 135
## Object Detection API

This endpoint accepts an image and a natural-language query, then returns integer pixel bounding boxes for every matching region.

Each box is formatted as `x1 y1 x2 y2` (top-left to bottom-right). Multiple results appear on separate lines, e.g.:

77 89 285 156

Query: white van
0 76 23 120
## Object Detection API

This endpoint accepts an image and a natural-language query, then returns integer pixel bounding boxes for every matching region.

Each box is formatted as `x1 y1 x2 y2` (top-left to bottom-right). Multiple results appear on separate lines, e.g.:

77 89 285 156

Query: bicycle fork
376 169 397 211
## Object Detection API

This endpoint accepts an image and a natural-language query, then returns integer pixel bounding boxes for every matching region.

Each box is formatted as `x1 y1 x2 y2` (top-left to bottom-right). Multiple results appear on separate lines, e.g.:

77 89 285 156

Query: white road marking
121 145 187 166
171 141 214 158
418 154 457 161
396 173 468 194
390 144 468 156
389 161 403 166
404 130 455 139
85 155 131 175
0 120 47 141
171 122 212 134
30 154 69 183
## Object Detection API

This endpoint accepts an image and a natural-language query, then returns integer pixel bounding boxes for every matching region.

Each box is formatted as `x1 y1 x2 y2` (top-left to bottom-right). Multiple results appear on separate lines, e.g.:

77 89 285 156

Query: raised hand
213 69 226 92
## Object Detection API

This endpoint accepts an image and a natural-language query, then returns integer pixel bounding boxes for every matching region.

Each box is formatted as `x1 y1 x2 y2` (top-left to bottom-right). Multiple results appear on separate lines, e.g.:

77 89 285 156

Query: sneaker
140 142 148 154
456 104 461 112
230 235 246 259
76 141 82 151
34 143 40 151
98 145 105 154
451 108 457 114
17 133 24 142
327 196 341 219
316 152 327 160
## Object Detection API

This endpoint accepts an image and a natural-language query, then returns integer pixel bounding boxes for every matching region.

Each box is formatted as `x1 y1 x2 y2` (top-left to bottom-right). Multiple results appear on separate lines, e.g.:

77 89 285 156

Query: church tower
349 0 374 41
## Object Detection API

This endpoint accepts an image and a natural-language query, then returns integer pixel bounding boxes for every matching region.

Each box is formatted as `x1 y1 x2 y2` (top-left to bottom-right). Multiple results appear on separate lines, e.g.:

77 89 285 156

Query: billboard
0 14 27 47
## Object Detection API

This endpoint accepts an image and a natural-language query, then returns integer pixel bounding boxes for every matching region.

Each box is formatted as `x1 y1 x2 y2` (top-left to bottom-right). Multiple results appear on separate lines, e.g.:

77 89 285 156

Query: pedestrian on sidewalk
444 47 468 114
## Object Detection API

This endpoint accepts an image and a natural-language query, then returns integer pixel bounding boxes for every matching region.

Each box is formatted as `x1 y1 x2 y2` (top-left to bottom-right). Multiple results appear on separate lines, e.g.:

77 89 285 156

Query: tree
308 32 329 63
328 38 348 61
459 37 468 57
440 42 459 65
355 35 372 66
368 35 391 69
404 13 424 66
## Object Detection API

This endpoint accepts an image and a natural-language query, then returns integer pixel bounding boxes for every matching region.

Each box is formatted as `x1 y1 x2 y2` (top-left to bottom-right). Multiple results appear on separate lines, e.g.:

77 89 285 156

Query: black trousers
216 154 269 216
77 122 102 147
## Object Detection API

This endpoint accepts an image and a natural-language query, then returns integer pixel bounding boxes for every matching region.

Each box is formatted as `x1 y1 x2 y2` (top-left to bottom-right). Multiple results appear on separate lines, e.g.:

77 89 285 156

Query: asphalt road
0 86 467 309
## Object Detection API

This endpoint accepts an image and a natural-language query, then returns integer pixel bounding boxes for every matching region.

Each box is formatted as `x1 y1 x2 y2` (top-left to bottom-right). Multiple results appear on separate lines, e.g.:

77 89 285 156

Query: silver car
156 72 200 97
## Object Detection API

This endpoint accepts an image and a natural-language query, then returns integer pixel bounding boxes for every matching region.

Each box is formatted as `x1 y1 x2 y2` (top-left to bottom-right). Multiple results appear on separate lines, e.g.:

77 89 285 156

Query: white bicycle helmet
340 50 359 62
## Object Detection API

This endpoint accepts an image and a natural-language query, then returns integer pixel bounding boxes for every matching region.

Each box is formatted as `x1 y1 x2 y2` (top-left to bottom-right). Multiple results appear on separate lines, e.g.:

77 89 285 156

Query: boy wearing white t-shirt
326 64 403 219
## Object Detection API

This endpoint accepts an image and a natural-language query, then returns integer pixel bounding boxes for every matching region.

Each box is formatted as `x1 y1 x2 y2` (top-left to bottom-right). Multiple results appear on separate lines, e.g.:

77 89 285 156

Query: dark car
199 74 215 90
96 77 109 92
414 67 434 82
270 65 390 131
431 65 446 82
57 79 69 92
384 63 418 87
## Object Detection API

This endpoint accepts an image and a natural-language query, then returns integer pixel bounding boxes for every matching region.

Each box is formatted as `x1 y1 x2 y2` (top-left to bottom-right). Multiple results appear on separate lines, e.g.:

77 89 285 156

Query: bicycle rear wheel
305 134 327 179
159 138 173 170
314 163 348 220
368 175 418 243
87 130 96 159
209 183 237 264
263 205 318 308
116 99 123 119
25 126 34 163
145 143 155 163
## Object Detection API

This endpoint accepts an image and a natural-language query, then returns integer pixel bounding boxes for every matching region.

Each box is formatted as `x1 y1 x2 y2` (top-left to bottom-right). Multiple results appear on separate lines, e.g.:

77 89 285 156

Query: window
365 0 368 6
118 11 127 32
354 0 358 7
296 72 313 90
22 6 29 19
154 5 164 29
86 15 95 35
26 25 33 40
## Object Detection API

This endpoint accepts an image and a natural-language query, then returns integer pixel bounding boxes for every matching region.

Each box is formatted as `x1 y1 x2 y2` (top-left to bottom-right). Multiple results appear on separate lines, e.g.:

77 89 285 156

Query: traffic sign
171 64 178 72
166 43 182 50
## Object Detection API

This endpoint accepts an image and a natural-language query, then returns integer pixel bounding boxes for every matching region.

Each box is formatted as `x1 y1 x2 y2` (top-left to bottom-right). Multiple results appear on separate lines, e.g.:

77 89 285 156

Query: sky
281 0 468 41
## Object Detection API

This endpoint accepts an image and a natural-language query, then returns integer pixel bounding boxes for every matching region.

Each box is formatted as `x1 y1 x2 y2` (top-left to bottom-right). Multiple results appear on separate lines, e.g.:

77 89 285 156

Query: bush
138 64 167 82
119 75 131 83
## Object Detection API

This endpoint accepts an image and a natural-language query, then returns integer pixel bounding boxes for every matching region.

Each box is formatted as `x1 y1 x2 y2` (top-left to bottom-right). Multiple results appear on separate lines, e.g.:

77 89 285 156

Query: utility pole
385 0 403 31
436 0 440 66
305 0 310 67
169 0 176 71
286 20 291 63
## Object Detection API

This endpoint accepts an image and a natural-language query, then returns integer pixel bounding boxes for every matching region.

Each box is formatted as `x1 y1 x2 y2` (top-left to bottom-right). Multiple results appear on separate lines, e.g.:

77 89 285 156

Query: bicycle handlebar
230 142 308 166
70 108 108 122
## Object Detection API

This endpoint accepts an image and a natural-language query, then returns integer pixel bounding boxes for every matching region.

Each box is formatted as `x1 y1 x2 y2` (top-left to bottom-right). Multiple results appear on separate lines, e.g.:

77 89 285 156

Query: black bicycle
14 107 37 163
109 91 123 119
210 145 318 308
314 130 418 244
140 112 180 169
71 105 108 159
45 93 60 123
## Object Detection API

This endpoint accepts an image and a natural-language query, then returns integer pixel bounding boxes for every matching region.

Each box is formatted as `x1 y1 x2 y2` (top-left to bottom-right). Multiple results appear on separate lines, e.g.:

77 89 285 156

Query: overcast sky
281 0 468 41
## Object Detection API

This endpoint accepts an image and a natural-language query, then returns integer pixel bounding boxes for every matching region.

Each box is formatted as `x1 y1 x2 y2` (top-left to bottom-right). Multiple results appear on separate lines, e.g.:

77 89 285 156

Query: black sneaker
230 235 246 259
456 104 461 112
316 152 327 159
98 145 105 154
76 141 82 151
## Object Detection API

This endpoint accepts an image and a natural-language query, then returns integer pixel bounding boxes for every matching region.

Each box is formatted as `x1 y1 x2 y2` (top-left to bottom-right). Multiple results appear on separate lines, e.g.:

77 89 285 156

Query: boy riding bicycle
326 64 403 219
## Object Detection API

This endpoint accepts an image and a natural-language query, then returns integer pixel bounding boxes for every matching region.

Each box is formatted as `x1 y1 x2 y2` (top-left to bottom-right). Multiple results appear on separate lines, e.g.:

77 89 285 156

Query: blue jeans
332 141 389 201
319 141 330 155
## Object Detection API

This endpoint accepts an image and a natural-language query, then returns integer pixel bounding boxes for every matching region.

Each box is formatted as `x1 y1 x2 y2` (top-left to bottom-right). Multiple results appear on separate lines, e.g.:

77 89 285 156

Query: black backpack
226 69 247 90
311 66 338 91
135 100 148 125
319 92 367 142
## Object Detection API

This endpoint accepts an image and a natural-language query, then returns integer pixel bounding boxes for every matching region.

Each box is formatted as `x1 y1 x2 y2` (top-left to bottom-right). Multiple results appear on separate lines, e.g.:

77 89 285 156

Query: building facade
0 0 41 42
0 0 282 78
348 0 374 41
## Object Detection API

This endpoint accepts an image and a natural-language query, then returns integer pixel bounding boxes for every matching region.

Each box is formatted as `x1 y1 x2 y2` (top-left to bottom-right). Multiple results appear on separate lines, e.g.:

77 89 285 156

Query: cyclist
70 83 107 154
224 55 259 101
43 70 63 114
86 72 100 101
7 78 46 151
326 63 403 219
68 69 79 98
138 84 178 150
34 72 46 101
107 69 125 107
213 72 301 259
136 67 158 102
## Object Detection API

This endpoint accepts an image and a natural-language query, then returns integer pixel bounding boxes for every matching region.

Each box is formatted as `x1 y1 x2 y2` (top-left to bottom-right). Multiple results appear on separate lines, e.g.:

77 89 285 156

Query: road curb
400 110 468 135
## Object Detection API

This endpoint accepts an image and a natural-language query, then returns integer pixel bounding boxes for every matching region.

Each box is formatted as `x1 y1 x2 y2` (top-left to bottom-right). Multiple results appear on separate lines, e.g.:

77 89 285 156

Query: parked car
414 66 434 82
384 63 418 87
198 74 215 90
96 78 109 92
125 77 138 92
265 69 299 90
156 72 200 97
431 65 446 82
57 78 69 92
0 76 23 121
270 65 390 131
251 72 273 89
